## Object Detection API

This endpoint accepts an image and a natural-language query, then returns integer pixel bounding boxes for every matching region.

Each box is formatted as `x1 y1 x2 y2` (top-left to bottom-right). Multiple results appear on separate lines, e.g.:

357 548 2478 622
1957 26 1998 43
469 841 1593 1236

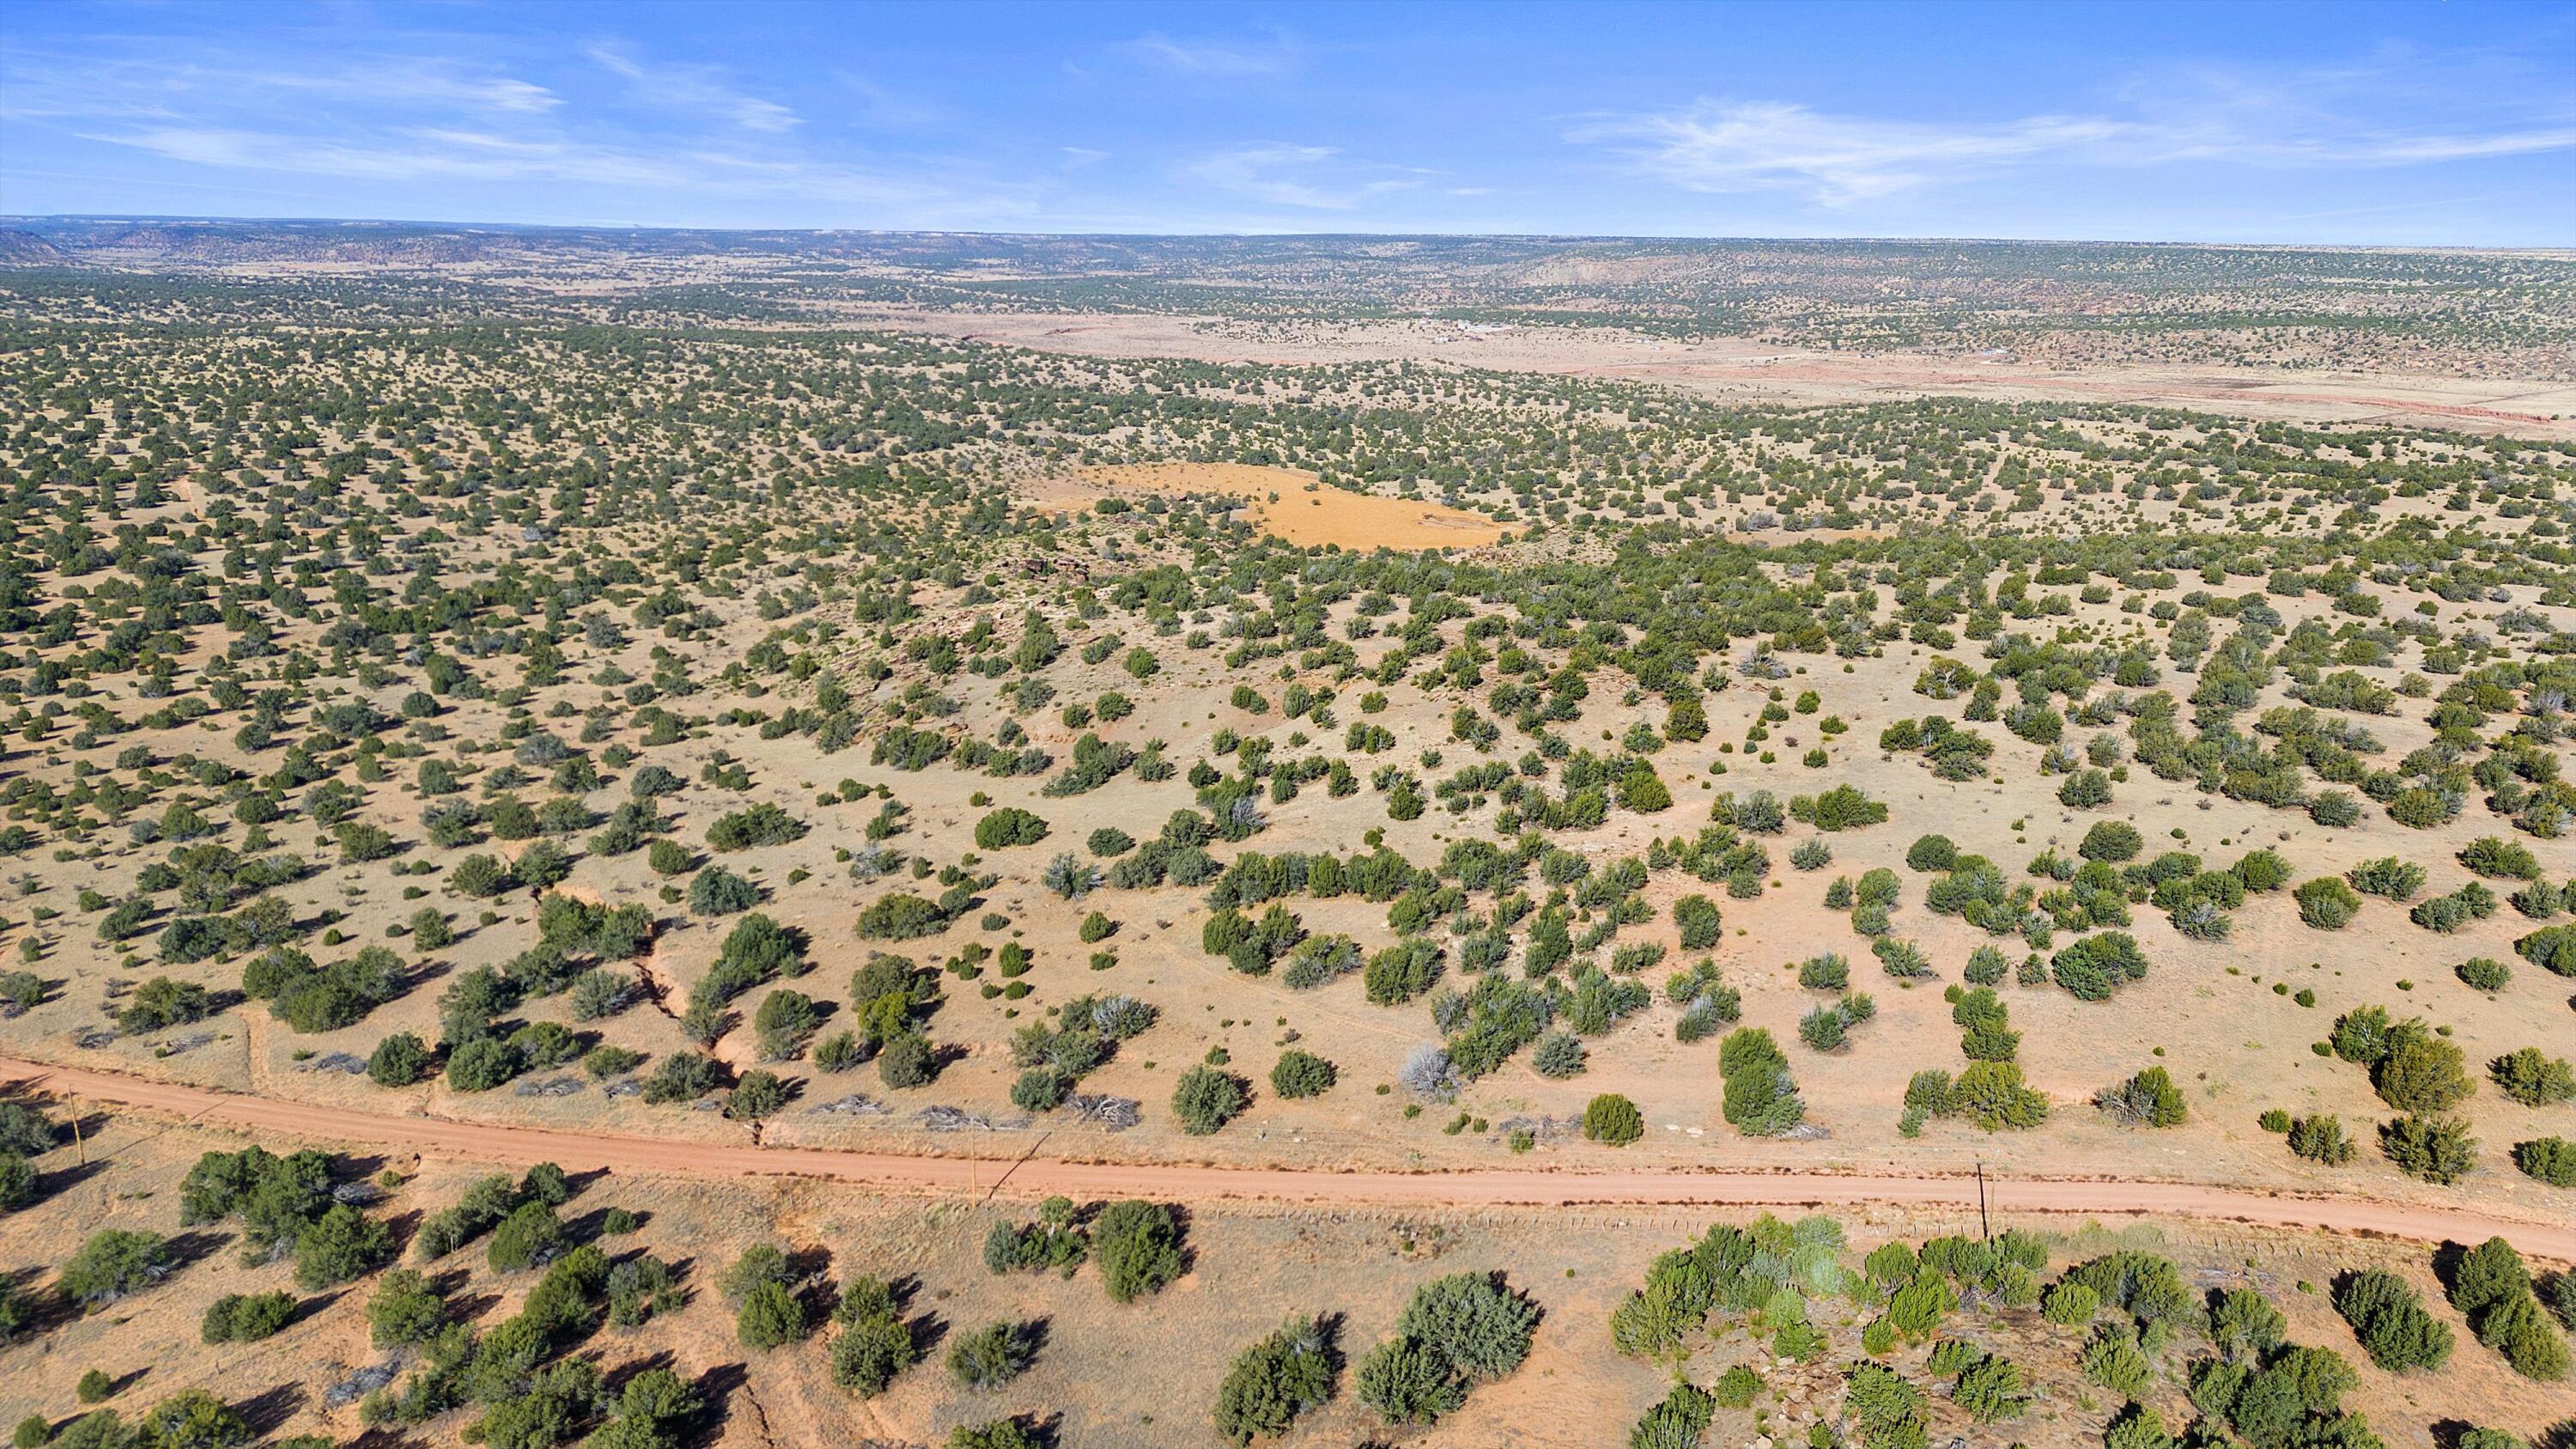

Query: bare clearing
888 309 2576 442
1080 463 1509 550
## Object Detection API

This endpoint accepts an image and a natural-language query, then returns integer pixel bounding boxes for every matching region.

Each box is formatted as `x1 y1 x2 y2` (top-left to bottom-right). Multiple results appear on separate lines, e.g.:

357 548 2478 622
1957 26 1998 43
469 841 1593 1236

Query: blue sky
3 1 2571 244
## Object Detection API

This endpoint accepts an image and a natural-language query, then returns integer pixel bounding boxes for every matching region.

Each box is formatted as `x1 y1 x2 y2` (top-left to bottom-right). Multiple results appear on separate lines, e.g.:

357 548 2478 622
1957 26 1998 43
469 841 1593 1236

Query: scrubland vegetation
0 237 2570 1446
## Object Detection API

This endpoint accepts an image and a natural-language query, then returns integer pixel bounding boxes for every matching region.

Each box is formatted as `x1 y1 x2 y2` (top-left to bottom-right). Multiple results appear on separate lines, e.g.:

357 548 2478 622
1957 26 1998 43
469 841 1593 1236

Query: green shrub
2333 1269 2452 1372
1213 1318 1334 1446
2493 1048 2575 1107
2519 924 2576 976
2095 1066 2187 1128
1268 1050 1335 1099
1092 1199 1184 1301
2514 1135 2576 1187
971 808 1049 849
2080 821 2142 861
2456 957 2512 992
1672 894 1722 949
2288 1113 2357 1166
2294 877 2360 929
1171 1065 1246 1135
2347 856 2427 901
945 1320 1030 1388
706 802 806 851
2461 837 2543 880
2380 1115 2477 1183
201 1291 295 1343
366 1032 433 1087
1628 1384 1714 1449
1583 1093 1644 1146
2375 1035 2474 1114
59 1230 173 1309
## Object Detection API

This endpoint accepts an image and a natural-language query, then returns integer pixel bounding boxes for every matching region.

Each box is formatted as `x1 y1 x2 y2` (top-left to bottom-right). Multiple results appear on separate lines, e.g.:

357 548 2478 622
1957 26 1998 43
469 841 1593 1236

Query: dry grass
1084 463 1509 551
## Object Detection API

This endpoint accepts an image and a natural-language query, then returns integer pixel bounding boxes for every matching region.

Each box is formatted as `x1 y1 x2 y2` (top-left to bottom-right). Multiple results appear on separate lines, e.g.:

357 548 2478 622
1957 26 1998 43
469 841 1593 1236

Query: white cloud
79 124 1029 219
587 44 799 131
0 52 556 123
1572 102 2128 204
1572 69 2576 208
1117 29 1301 78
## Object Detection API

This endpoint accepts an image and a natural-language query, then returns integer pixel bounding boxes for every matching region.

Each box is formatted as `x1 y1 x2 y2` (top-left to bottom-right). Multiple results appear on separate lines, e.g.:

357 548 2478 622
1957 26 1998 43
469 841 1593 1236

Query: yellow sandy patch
1087 462 1508 551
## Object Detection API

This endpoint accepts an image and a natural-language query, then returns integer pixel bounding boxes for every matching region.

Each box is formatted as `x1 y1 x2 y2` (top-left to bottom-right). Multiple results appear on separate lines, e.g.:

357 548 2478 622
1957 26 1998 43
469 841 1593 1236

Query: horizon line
8 212 2573 255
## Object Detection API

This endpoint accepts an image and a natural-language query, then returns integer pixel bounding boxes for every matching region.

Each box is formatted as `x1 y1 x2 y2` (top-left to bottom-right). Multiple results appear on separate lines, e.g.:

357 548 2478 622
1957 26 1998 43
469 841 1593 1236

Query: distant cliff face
0 228 70 266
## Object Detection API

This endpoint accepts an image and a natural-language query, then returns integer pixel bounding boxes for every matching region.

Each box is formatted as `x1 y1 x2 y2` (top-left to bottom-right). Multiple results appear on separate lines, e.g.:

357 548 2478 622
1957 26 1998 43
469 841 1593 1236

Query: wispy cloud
586 44 799 131
1572 60 2576 207
1177 143 1425 210
831 75 945 130
1571 103 2119 204
1116 28 1302 78
0 51 556 124
81 122 1039 220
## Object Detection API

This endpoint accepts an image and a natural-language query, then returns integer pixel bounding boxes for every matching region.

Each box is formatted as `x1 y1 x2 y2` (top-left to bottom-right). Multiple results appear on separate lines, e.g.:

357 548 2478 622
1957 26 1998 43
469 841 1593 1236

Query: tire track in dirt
8 1054 2570 1263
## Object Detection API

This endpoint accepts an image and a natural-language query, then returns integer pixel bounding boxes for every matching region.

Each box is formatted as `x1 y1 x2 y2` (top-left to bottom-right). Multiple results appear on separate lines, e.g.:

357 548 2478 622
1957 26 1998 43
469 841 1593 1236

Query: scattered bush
1213 1318 1334 1446
972 808 1049 849
201 1291 295 1343
2381 1115 2478 1184
2095 1065 2186 1128
1171 1065 1247 1135
2295 877 2360 929
1583 1093 1643 1146
2333 1269 2452 1372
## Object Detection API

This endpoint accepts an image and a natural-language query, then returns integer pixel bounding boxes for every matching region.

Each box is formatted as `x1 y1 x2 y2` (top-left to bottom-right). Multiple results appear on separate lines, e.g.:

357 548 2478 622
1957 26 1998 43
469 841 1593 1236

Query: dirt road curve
9 1056 2570 1261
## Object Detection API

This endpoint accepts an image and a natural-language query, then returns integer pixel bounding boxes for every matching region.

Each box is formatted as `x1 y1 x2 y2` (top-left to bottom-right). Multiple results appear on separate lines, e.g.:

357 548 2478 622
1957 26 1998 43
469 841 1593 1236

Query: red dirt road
9 1056 2570 1262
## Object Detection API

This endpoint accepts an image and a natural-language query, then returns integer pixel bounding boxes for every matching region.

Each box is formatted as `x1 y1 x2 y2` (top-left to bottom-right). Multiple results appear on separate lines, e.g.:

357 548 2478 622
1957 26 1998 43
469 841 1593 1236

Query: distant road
9 1056 2569 1262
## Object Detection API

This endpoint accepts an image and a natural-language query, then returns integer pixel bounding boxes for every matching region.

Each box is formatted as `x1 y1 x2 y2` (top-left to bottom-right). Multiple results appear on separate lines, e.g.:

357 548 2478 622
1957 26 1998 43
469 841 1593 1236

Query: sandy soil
872 309 2576 441
1077 462 1507 550
10 1056 2569 1266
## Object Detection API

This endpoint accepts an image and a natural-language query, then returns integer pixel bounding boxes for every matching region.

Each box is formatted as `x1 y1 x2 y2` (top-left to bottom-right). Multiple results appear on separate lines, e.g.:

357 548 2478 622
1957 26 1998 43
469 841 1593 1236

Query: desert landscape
0 218 2569 1449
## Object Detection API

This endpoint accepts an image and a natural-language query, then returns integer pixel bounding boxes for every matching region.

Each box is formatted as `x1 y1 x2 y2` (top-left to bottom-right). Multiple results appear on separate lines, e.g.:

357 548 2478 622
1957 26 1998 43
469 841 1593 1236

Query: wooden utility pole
1975 1160 1990 1239
70 1103 86 1166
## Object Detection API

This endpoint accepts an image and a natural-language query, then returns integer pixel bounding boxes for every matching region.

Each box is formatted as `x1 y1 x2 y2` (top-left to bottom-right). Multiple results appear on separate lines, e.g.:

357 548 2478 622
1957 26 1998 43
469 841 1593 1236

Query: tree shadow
338 1152 392 1182
566 1205 632 1243
377 1209 428 1259
289 1288 347 1330
445 1287 506 1326
1315 1311 1348 1375
906 1309 951 1361
165 1229 231 1274
38 1156 113 1200
1012 1314 1052 1364
981 1414 1060 1448
2428 1239 2469 1297
232 1382 306 1436
602 1349 679 1397
687 1362 749 1446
